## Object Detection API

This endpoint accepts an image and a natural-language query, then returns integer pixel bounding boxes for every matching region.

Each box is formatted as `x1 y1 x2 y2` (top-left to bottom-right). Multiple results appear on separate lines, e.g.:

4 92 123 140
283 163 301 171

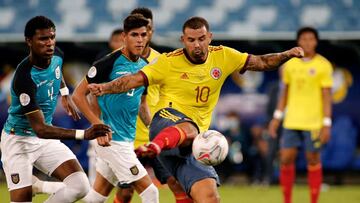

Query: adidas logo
180 73 189 79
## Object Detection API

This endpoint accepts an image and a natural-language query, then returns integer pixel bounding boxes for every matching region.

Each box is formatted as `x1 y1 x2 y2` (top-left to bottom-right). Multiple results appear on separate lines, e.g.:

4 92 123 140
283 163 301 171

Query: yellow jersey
141 45 249 132
283 54 333 130
134 48 161 147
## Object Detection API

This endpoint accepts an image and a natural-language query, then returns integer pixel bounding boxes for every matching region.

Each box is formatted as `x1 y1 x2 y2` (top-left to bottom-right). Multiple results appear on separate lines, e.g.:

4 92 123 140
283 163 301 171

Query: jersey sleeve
320 60 333 87
141 54 168 86
224 47 249 73
86 51 121 84
12 66 39 114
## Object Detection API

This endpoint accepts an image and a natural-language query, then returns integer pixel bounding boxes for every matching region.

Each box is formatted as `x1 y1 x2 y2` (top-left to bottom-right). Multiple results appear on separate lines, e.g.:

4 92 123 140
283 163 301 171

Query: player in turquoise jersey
0 16 111 203
73 14 159 203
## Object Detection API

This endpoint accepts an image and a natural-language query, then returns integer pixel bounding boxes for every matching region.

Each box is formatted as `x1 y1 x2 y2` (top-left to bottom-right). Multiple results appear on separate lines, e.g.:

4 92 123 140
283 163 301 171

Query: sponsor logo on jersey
11 173 20 184
210 67 222 80
55 66 61 79
88 66 97 78
180 73 189 79
37 80 48 87
116 71 131 76
130 165 139 175
19 93 30 106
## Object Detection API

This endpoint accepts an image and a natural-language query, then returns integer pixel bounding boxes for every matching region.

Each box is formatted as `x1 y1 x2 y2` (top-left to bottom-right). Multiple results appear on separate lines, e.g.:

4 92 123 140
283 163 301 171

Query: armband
60 87 69 96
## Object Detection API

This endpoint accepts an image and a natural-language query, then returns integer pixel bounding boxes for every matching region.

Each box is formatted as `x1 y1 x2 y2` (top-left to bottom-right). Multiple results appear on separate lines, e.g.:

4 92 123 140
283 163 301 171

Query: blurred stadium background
0 0 360 202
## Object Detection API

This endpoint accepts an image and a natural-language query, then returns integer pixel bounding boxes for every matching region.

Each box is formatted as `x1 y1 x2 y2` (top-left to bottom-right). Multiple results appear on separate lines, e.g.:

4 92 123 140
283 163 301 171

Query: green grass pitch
1 183 360 203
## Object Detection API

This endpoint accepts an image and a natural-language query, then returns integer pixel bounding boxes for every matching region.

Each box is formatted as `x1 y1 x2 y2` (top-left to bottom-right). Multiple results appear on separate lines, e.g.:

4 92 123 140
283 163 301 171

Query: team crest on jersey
130 165 139 175
210 67 222 80
19 93 30 106
11 173 20 184
88 66 97 78
309 68 316 75
55 66 61 79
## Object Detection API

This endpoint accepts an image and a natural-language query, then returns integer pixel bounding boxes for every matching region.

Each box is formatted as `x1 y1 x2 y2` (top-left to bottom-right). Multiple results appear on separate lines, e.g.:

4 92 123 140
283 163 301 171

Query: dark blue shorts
149 108 219 194
280 128 321 152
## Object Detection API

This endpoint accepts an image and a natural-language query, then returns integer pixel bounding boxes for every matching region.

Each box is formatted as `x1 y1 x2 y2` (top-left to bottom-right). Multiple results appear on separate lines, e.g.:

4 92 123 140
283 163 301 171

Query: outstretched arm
244 47 304 72
26 110 110 140
88 71 145 96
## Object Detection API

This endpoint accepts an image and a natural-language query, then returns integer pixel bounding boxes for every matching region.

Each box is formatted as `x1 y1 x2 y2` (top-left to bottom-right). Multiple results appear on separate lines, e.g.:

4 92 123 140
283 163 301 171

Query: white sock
139 183 159 203
82 188 108 203
44 172 90 203
32 176 65 195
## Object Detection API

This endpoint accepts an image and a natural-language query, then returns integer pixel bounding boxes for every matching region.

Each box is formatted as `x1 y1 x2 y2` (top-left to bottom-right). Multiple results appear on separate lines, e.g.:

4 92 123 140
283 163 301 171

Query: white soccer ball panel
192 130 229 166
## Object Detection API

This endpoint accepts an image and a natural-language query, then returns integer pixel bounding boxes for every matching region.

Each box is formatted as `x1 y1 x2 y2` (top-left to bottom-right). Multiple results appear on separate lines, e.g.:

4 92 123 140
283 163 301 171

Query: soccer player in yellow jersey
89 16 304 203
268 27 333 203
114 7 192 203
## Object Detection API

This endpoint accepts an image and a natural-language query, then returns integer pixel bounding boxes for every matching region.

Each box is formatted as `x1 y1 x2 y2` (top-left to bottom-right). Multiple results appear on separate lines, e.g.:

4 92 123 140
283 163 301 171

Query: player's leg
113 186 134 203
82 171 115 203
151 157 193 203
32 175 65 195
34 139 90 203
137 108 199 157
82 157 118 203
132 175 159 203
279 129 301 203
167 176 193 203
1 131 40 202
170 155 220 203
304 130 322 203
103 141 159 203
189 178 219 203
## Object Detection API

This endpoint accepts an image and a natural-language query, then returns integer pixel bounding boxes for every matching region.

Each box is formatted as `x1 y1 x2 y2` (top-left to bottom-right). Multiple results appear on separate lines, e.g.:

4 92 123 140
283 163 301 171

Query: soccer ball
192 130 229 166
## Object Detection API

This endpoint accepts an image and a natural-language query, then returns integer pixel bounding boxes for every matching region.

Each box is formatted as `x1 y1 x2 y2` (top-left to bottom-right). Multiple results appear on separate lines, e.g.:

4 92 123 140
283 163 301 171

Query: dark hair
182 16 209 33
24 16 55 38
111 28 124 37
130 7 153 20
123 14 149 33
296 27 319 41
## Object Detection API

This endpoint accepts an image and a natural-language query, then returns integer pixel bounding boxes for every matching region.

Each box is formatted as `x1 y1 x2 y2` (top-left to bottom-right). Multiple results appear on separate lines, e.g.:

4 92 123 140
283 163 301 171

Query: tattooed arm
244 47 304 72
88 71 145 96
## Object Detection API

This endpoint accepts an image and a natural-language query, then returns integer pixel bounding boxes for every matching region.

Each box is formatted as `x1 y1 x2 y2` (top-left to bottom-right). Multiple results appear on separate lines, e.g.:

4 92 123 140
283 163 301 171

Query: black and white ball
192 130 229 166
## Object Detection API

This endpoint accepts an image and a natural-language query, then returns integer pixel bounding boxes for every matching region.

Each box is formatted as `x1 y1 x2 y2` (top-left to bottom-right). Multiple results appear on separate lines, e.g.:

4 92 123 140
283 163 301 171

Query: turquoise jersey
3 48 64 136
86 50 147 142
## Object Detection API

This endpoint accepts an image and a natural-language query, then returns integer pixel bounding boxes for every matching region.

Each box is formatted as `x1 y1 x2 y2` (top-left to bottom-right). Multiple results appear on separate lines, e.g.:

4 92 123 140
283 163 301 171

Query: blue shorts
280 128 321 152
149 108 219 194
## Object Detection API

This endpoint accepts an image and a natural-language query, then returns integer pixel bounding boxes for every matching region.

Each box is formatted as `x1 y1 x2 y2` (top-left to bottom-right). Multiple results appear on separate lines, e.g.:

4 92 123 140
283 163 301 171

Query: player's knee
177 122 198 140
63 171 90 200
116 188 134 202
139 183 159 203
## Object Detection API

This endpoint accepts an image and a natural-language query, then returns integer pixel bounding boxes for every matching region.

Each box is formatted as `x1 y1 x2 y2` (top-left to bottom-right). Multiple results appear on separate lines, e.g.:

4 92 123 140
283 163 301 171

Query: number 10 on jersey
195 86 210 103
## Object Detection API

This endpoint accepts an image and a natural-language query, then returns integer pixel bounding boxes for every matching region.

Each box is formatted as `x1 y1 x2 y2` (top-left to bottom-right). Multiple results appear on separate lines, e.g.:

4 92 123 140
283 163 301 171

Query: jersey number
127 88 135 96
48 87 54 101
195 86 210 103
